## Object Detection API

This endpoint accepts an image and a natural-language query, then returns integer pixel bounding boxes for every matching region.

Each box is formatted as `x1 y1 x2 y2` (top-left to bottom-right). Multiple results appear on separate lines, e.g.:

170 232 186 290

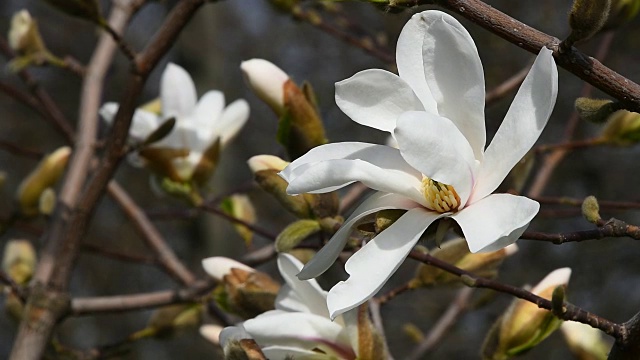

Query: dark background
1 0 640 358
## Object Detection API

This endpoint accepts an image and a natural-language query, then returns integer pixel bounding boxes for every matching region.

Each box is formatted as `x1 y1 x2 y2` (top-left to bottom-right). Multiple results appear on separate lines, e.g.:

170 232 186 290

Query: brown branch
0 271 27 303
81 243 158 266
485 63 530 106
407 250 625 340
107 182 196 285
71 278 215 316
535 196 640 210
521 218 640 244
399 1 640 112
198 202 278 240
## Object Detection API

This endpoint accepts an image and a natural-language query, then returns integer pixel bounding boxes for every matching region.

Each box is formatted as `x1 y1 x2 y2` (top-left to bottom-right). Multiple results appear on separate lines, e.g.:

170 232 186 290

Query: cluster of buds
241 59 327 159
7 10 63 72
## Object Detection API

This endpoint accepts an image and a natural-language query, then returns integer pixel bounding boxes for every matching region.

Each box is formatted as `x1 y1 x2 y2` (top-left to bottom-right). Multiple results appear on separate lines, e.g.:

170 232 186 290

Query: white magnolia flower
218 253 359 360
281 10 558 318
100 63 250 182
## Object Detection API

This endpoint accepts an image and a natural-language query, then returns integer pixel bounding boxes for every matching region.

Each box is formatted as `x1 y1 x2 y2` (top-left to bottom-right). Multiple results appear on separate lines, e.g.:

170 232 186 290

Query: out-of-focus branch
407 250 625 340
406 287 474 360
71 278 215 316
107 182 196 285
0 271 27 303
484 64 530 106
81 243 158 266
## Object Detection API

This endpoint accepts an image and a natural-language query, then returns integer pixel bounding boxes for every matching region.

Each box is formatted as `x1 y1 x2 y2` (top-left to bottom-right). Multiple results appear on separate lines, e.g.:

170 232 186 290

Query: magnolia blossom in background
281 10 558 318
204 254 359 359
240 58 289 115
100 63 249 183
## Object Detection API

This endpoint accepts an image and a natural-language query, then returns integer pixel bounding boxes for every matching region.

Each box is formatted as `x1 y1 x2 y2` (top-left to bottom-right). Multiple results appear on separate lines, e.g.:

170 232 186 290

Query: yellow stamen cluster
422 176 461 213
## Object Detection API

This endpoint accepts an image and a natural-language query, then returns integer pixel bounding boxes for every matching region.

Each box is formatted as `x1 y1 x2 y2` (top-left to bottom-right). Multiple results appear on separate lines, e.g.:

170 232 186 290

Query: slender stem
485 64 530 106
71 279 215 316
107 182 196 285
521 218 640 244
199 202 278 240
407 250 625 339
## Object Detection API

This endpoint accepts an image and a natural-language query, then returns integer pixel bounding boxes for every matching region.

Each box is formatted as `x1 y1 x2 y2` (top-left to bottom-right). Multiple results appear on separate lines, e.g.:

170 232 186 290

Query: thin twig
485 64 530 106
407 250 625 340
199 202 278 241
71 278 215 316
0 271 27 303
521 218 640 244
406 287 474 360
81 243 158 266
108 182 196 285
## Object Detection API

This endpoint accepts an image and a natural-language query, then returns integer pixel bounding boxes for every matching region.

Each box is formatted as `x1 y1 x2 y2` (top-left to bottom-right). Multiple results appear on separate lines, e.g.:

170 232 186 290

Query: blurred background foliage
1 0 640 358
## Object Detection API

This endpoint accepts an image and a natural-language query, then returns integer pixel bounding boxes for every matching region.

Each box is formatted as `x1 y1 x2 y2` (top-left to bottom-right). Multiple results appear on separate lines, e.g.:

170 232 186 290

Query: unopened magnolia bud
567 0 611 45
561 321 610 360
275 219 321 253
280 80 328 159
4 292 25 322
303 192 340 219
575 97 621 123
8 10 46 55
582 196 601 224
192 138 221 187
355 303 390 360
203 258 280 319
247 155 289 173
200 324 224 345
2 240 37 285
221 195 257 246
600 110 640 145
17 146 71 216
225 339 267 360
241 59 289 116
484 268 572 359
202 257 255 282
252 167 312 218
412 238 517 288
135 304 203 339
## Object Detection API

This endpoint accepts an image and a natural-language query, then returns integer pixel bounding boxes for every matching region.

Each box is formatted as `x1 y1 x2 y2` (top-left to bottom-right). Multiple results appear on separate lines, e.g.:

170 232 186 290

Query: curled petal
335 69 424 133
471 48 558 202
298 192 420 280
161 63 197 118
450 193 539 253
193 91 225 132
394 111 477 206
327 208 442 319
396 13 438 113
276 254 328 318
420 11 486 160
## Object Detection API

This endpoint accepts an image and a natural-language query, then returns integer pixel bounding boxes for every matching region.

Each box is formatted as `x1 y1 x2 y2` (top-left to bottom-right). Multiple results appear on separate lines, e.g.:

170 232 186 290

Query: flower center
421 176 461 213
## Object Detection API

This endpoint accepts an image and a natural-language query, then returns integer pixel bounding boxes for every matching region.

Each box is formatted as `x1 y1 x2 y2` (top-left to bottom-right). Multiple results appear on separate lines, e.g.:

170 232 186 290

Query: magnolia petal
471 48 558 202
450 193 539 253
531 267 572 294
244 311 350 354
100 103 160 140
335 69 424 133
298 192 420 280
396 13 438 113
161 63 198 118
281 142 420 181
202 256 254 281
327 208 442 319
286 158 424 204
193 91 225 131
261 346 318 359
420 11 486 159
219 325 251 346
217 99 250 147
394 111 477 206
276 254 329 318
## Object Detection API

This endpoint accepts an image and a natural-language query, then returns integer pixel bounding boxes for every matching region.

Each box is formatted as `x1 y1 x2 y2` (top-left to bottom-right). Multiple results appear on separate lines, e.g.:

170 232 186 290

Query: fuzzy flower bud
600 110 640 145
561 321 610 360
575 97 621 124
566 0 611 46
2 240 37 285
16 146 71 216
482 268 572 359
582 196 601 224
221 195 257 246
241 59 289 116
8 10 46 55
